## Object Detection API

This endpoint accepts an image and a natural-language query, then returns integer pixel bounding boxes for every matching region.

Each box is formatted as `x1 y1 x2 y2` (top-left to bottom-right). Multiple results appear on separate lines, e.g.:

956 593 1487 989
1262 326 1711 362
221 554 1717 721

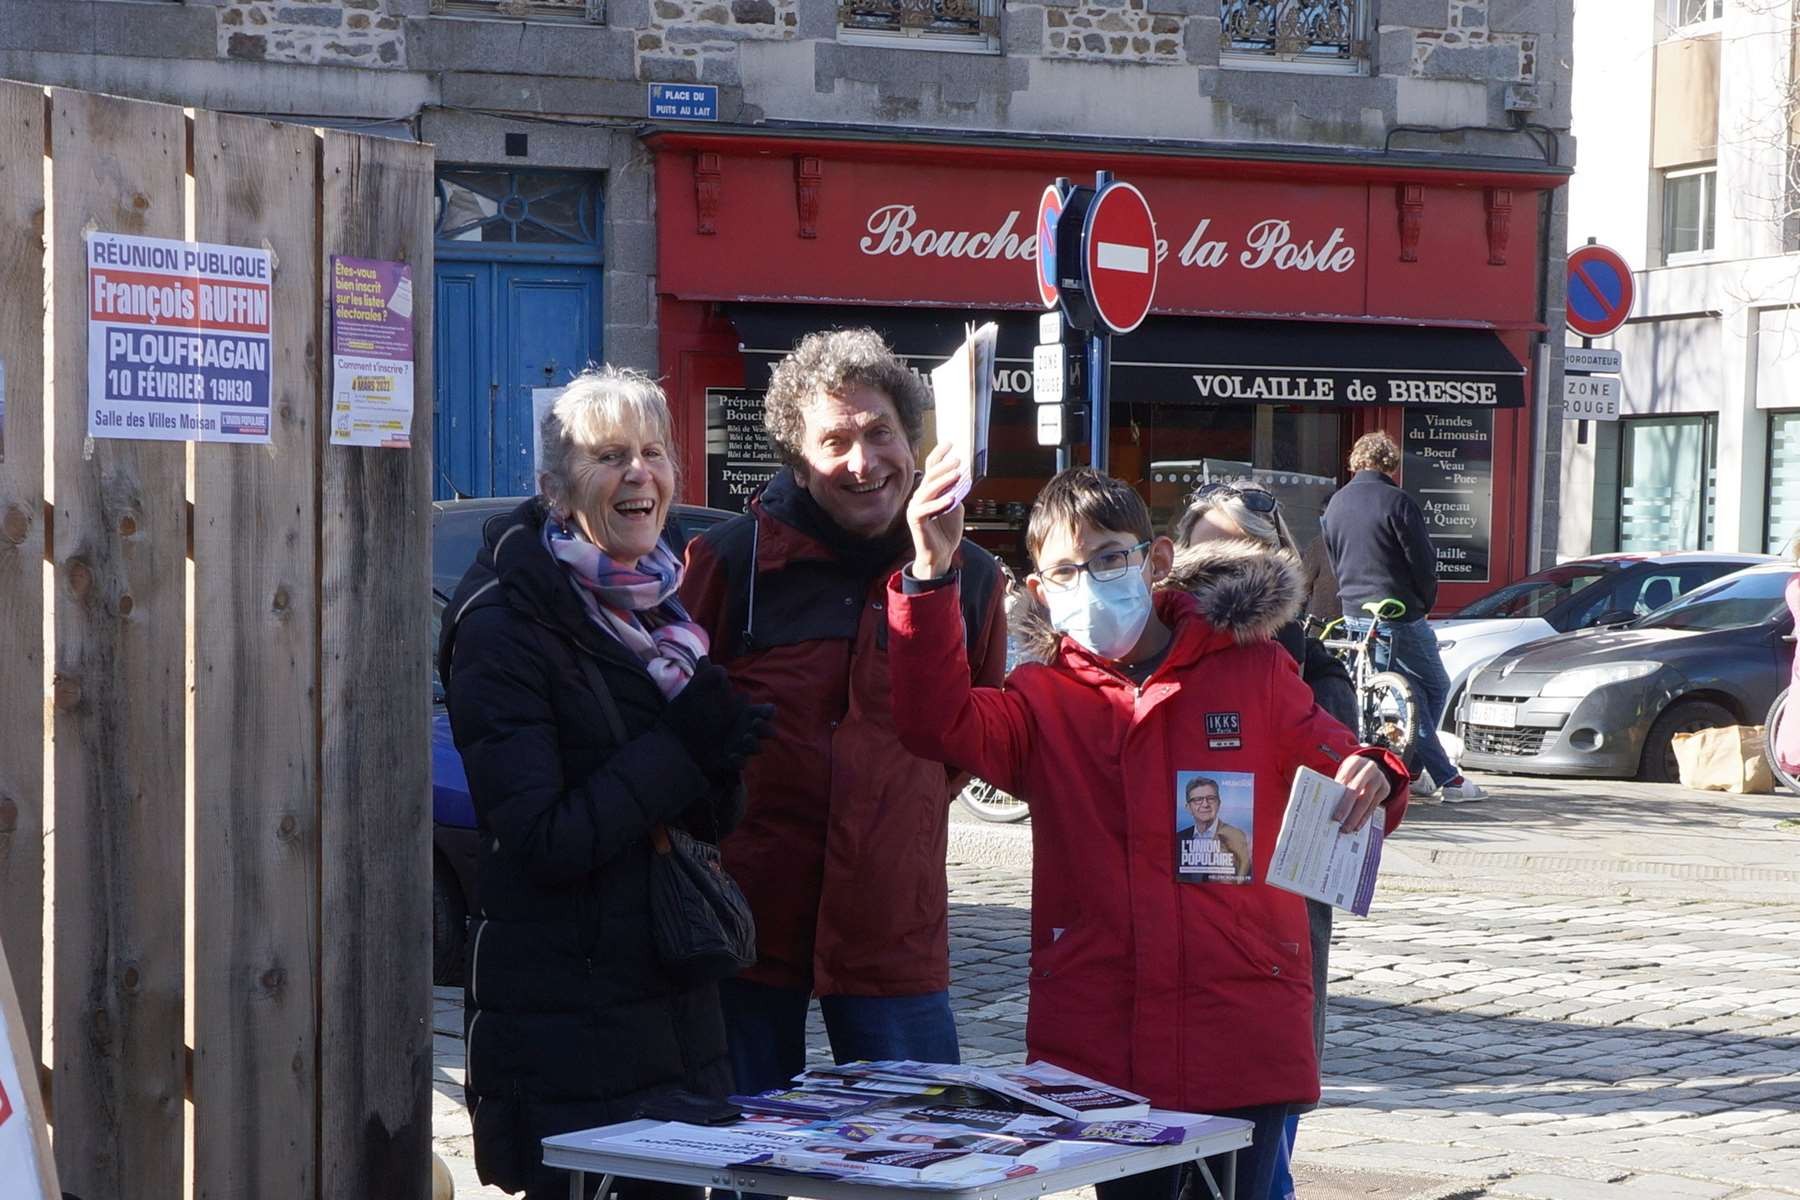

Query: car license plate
1470 700 1516 728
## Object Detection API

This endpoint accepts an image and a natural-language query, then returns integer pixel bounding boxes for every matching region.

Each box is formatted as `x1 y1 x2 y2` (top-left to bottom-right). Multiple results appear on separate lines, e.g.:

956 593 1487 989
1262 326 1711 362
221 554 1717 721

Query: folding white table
544 1115 1254 1200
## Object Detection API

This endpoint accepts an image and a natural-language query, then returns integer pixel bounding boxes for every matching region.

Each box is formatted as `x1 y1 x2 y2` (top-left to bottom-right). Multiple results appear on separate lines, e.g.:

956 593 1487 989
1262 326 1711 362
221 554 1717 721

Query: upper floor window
837 0 1000 52
1662 166 1717 260
1666 0 1724 30
1220 0 1364 73
430 0 603 20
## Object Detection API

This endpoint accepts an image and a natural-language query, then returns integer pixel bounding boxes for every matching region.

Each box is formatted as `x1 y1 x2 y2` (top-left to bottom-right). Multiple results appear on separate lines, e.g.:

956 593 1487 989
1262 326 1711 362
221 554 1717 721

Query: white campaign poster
86 231 274 443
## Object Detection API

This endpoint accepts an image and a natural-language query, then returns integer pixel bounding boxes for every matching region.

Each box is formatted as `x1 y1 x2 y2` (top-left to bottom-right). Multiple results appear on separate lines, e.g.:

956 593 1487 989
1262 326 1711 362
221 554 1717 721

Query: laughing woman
437 366 773 1200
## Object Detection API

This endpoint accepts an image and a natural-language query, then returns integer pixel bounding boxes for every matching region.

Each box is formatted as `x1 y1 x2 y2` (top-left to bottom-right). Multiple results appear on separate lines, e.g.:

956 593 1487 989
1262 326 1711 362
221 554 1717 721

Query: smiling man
681 328 1007 1092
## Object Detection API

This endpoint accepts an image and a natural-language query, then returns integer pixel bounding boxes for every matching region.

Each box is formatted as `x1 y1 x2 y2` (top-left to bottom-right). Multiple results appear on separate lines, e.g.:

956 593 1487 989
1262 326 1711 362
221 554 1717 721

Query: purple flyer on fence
329 256 415 449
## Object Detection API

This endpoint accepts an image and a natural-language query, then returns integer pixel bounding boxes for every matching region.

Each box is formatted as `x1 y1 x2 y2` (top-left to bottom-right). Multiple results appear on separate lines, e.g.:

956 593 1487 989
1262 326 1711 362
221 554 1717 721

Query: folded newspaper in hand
928 322 998 507
1267 766 1385 916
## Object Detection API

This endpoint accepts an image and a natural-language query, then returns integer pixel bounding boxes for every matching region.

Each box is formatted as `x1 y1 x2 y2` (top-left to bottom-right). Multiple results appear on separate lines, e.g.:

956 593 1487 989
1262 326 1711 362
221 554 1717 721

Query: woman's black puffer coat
438 498 739 1198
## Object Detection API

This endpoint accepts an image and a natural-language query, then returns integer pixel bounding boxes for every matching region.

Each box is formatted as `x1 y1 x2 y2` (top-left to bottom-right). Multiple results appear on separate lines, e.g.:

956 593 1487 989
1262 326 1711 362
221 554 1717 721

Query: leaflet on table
928 322 997 507
564 1122 1015 1186
729 1087 878 1118
818 1060 1150 1120
1267 766 1385 916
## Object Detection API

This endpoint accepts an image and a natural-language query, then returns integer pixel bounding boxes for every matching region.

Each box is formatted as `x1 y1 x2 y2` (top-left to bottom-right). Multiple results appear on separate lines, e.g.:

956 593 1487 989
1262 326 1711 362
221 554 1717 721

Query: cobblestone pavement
434 774 1800 1200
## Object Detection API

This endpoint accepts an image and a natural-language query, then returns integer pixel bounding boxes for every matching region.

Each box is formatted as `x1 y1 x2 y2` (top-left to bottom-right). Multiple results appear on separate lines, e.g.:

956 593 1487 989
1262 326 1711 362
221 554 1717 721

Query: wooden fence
0 82 434 1200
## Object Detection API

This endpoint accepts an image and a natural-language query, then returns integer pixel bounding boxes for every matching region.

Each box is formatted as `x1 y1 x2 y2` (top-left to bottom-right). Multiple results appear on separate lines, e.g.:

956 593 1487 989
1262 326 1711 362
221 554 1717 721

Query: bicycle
956 776 1030 823
1764 685 1800 796
1316 598 1421 762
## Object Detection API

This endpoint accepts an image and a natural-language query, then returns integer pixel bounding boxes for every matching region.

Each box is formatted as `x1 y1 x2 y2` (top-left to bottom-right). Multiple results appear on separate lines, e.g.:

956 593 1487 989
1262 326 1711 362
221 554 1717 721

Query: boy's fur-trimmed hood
1158 540 1304 644
1006 540 1303 666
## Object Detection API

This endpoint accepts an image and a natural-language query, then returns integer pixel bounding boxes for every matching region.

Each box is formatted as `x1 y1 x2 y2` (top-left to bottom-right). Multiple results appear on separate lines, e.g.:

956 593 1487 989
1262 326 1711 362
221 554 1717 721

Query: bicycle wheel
1765 687 1800 796
1362 671 1419 762
957 777 1030 823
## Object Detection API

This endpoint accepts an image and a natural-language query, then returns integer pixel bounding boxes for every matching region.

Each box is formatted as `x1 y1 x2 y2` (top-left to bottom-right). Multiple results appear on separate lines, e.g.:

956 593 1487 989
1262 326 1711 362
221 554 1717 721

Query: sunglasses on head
1189 481 1279 513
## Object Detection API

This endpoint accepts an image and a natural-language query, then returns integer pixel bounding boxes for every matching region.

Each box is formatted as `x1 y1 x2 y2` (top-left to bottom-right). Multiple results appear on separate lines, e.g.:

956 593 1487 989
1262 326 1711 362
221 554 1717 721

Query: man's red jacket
681 482 1007 996
887 579 1408 1112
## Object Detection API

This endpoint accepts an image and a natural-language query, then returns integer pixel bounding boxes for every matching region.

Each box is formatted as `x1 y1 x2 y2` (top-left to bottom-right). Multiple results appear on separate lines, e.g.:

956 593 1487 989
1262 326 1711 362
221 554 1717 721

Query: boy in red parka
886 457 1410 1200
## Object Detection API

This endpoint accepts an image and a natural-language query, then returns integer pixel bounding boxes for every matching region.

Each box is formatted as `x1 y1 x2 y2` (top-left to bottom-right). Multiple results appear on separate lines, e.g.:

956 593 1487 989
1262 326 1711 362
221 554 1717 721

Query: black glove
662 661 776 776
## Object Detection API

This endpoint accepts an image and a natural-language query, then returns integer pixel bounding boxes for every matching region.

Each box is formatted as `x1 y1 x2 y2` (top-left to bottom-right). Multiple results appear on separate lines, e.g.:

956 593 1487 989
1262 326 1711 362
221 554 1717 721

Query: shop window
1665 0 1723 32
1661 166 1717 261
837 0 1001 51
431 0 604 19
1141 406 1343 551
1219 1 1366 73
435 169 604 257
1613 415 1717 552
1765 411 1800 553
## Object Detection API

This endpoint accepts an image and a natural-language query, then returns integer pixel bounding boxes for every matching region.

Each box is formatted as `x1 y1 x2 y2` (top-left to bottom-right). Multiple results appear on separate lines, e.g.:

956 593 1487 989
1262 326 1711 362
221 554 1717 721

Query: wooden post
47 87 189 1198
0 80 46 1067
189 111 323 1200
316 130 435 1200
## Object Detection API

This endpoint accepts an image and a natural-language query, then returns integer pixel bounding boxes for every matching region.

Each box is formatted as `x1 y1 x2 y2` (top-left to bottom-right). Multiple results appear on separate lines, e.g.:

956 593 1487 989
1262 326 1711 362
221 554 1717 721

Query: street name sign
1565 244 1635 339
648 83 719 121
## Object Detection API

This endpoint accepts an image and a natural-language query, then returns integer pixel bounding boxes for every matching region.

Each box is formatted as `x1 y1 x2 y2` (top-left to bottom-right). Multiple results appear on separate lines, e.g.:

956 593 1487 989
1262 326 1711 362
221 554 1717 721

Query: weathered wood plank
317 130 435 1200
47 87 188 1198
190 111 321 1200
0 80 46 1069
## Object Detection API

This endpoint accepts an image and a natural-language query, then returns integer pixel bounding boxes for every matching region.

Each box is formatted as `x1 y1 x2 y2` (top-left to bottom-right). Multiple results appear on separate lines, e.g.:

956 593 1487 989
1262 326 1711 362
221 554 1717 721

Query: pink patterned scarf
544 516 709 698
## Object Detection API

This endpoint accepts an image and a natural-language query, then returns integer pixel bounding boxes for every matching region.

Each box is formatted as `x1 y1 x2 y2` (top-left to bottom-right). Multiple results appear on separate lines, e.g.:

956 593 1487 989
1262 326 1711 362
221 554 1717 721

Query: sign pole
1087 329 1110 473
1086 170 1114 473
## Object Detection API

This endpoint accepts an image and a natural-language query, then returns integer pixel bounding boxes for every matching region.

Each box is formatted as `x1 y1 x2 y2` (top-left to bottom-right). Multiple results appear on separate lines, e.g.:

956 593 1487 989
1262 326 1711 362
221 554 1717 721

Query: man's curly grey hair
762 328 927 468
538 365 679 511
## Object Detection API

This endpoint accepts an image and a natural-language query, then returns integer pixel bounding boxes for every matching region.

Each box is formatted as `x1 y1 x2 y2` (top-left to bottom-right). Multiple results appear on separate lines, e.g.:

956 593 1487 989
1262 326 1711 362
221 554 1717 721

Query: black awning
726 304 1525 410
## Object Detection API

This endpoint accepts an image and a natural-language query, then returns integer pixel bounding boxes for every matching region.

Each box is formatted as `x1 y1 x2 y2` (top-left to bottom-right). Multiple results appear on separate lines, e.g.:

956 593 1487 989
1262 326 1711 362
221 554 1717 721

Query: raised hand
906 443 966 581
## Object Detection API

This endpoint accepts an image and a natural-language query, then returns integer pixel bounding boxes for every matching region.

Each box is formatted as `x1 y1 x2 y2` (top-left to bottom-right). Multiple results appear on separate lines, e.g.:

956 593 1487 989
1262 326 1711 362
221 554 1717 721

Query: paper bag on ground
1672 724 1774 794
1268 766 1384 916
929 322 998 505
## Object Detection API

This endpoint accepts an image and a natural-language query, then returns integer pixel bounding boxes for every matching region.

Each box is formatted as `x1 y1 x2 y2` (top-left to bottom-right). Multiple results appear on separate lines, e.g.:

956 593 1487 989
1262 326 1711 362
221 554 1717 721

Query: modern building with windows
8 0 1573 596
1559 0 1799 559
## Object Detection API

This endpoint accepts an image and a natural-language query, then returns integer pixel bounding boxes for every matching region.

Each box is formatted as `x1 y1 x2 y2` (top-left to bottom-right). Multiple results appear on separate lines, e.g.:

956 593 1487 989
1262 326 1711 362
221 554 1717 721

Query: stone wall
1041 0 1185 65
621 0 798 84
220 0 407 67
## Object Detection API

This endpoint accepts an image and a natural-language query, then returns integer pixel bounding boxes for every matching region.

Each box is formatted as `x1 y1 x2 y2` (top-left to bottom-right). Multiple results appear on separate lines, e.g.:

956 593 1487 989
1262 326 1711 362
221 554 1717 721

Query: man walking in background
1321 432 1484 804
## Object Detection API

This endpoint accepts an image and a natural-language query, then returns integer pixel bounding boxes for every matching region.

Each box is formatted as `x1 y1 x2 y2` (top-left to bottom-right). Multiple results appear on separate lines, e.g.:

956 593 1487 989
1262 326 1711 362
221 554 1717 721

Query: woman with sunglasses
1167 478 1357 1200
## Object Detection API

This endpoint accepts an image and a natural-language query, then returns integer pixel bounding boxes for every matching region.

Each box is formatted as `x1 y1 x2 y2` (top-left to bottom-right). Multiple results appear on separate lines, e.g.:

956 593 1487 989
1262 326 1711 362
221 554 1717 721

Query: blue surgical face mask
1042 568 1153 662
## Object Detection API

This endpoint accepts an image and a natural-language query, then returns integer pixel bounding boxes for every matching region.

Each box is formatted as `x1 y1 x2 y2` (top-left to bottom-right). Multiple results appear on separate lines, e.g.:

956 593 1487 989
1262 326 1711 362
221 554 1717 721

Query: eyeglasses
1035 541 1152 591
1188 482 1279 513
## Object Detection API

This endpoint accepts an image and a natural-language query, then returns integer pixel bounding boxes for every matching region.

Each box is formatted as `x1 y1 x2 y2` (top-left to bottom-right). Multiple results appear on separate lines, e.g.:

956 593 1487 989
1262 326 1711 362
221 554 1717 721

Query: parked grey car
1457 562 1797 782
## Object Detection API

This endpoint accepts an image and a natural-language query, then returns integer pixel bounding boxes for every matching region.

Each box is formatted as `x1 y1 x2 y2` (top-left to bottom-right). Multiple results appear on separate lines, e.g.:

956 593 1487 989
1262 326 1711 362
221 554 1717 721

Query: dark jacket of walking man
1321 431 1485 804
680 328 1008 1094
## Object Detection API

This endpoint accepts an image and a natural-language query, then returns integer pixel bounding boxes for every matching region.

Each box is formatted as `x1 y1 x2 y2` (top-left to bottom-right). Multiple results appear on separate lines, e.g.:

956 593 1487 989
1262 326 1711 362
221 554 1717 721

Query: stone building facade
1 0 1575 566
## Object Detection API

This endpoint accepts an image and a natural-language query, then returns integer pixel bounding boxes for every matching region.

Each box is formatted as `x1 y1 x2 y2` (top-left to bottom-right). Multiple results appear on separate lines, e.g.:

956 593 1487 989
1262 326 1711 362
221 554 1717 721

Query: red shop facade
648 130 1566 610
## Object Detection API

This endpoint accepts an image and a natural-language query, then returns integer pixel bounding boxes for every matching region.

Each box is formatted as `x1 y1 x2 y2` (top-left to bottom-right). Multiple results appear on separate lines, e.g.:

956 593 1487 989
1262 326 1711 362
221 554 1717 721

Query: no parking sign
1565 244 1635 339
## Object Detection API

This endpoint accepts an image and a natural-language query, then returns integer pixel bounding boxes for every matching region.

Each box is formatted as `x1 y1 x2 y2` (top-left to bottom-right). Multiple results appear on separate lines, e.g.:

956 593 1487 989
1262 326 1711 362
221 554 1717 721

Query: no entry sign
1082 182 1158 335
1035 184 1063 310
1566 244 1635 339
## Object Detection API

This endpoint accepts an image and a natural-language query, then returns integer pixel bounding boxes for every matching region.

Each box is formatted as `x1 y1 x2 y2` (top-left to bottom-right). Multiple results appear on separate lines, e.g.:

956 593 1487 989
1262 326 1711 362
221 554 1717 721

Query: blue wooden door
433 261 603 499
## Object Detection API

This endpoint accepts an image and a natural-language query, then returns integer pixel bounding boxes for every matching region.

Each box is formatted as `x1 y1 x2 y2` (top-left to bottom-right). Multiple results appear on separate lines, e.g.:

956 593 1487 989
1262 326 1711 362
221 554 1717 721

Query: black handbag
576 650 757 982
647 822 758 982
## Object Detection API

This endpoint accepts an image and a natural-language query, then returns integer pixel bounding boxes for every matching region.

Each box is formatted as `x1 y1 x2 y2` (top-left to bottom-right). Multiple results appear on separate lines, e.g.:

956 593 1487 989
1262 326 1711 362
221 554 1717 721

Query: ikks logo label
1206 711 1242 750
857 205 1358 274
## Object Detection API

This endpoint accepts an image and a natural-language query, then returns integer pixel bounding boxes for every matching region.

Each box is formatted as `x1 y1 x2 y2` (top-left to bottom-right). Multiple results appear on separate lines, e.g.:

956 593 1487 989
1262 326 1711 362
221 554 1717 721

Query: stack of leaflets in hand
1267 766 1385 916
